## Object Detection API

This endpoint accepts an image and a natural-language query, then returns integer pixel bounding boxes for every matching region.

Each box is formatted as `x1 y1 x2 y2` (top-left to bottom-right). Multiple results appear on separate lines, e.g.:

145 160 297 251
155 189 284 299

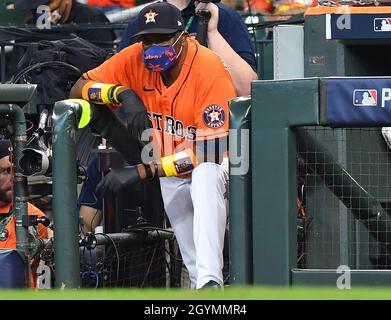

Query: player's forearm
137 149 201 180
207 30 258 96
70 79 129 105
137 162 166 179
69 78 90 99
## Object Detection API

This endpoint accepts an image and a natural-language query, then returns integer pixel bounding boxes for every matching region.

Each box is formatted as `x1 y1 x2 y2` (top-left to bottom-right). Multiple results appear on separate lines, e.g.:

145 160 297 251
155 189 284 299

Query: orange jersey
0 203 49 288
245 0 274 13
87 0 135 8
84 37 237 157
0 202 48 249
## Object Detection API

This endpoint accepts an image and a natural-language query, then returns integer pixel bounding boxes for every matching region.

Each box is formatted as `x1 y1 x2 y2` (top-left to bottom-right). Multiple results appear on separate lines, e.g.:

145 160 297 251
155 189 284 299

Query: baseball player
119 0 258 96
70 2 236 289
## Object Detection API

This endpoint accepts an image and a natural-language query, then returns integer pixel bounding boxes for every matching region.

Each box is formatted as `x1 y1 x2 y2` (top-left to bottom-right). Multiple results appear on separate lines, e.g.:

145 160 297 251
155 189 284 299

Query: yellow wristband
112 86 126 104
81 82 119 104
161 154 177 177
101 84 112 104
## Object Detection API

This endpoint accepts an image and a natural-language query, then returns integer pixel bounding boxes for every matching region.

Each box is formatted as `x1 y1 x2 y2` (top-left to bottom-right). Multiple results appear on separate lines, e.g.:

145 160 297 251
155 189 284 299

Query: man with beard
0 140 51 249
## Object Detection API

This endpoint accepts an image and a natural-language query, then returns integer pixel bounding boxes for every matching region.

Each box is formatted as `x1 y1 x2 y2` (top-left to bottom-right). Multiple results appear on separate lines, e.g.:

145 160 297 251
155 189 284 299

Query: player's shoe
200 280 222 289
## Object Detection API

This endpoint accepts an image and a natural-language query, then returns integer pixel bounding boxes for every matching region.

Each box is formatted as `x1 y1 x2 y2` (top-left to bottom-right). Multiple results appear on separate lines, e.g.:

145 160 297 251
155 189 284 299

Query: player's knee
192 162 226 185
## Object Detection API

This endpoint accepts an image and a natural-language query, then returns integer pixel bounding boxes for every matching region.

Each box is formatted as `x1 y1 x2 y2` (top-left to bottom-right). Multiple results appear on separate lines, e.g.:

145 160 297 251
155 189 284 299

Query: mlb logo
353 89 377 107
374 18 391 32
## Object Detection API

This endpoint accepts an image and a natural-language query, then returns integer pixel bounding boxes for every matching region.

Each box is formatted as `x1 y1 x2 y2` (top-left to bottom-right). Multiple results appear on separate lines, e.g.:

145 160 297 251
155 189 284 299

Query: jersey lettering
165 116 176 135
152 113 163 131
186 126 197 141
175 121 185 138
148 112 197 141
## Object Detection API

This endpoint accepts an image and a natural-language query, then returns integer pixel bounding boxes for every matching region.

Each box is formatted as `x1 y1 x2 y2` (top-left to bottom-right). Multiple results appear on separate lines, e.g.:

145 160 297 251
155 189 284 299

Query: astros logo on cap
145 10 159 24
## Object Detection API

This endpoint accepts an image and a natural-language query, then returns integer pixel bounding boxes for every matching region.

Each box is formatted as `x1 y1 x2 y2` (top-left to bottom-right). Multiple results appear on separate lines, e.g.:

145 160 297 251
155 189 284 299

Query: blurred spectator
78 153 103 234
220 0 240 10
14 0 116 47
274 0 313 15
244 0 274 15
244 0 314 19
86 0 135 8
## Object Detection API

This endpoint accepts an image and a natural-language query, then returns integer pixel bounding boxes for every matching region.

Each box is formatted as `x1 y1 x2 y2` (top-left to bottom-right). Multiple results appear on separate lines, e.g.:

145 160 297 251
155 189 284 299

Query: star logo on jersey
144 10 159 24
210 111 220 121
203 105 226 128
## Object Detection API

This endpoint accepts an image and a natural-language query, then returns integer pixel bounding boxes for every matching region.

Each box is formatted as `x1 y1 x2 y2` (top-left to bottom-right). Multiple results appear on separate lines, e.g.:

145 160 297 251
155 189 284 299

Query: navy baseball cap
133 2 184 37
14 0 48 10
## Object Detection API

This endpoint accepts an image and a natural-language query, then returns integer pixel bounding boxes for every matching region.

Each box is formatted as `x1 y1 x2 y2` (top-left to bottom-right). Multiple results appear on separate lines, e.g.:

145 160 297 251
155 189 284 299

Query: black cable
125 225 175 236
90 209 101 234
250 15 305 30
0 25 76 41
26 119 34 132
94 233 120 282
78 164 100 207
140 245 157 288
10 61 81 84
79 208 100 236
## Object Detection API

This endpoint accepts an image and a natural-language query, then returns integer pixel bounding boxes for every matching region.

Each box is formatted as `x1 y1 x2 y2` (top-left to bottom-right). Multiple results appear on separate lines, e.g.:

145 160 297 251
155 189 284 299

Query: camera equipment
22 215 53 230
19 109 52 177
27 109 48 149
19 148 51 176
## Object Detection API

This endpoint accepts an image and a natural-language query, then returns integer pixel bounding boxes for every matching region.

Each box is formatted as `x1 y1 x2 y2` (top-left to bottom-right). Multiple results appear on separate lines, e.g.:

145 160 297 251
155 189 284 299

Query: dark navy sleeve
215 3 257 71
78 154 103 211
118 18 139 51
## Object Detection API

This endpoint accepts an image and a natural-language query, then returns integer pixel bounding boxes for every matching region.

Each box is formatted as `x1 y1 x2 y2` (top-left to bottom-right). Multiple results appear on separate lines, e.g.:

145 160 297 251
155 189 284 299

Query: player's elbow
234 70 258 96
69 77 87 99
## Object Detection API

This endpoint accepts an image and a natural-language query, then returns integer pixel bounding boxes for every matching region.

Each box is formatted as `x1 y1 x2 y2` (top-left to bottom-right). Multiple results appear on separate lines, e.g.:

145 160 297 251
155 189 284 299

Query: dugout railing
229 77 391 286
228 5 391 286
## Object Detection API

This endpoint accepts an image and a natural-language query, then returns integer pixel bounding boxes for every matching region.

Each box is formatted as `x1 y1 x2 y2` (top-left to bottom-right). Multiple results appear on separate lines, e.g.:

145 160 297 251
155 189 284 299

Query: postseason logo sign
327 14 391 39
374 18 391 32
353 89 377 107
352 88 391 108
326 78 391 126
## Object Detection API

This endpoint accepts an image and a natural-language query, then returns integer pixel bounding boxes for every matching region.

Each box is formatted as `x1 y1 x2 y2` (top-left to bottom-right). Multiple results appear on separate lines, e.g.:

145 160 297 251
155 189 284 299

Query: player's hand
195 1 219 33
117 89 152 143
96 166 141 197
127 111 152 143
49 0 72 24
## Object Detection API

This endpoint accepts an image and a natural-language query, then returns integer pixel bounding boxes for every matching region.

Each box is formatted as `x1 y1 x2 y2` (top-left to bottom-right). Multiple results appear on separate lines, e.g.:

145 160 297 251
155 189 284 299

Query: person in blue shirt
78 153 103 234
119 0 258 96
